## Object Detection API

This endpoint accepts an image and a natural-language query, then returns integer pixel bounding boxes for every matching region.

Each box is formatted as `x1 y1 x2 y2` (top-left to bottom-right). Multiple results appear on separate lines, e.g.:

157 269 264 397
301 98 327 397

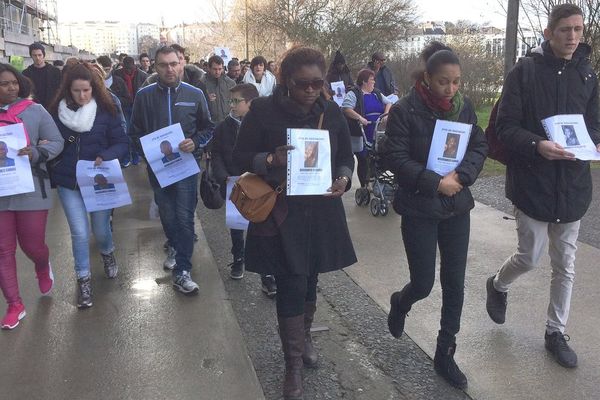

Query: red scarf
414 79 452 113
121 68 136 98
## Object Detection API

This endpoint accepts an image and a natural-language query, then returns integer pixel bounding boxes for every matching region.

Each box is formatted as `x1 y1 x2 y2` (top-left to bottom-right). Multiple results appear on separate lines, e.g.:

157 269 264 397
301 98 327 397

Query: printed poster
76 159 132 212
330 81 346 107
426 120 472 176
140 123 200 188
214 47 232 64
226 176 249 230
541 114 600 161
286 129 332 196
0 123 34 197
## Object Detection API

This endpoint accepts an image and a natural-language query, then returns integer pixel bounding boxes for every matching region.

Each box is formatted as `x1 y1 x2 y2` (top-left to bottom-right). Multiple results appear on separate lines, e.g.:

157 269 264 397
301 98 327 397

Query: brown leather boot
303 302 319 368
278 314 305 400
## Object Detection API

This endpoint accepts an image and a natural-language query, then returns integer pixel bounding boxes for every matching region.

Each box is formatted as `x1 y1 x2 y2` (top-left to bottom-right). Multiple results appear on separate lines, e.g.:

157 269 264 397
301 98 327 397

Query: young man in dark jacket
202 55 236 124
210 83 277 297
367 52 396 96
130 46 214 295
22 42 61 109
486 4 600 369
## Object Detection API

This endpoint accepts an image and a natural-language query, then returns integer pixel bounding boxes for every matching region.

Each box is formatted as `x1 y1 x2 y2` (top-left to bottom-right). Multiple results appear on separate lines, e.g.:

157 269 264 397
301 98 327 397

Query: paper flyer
425 120 472 176
286 129 332 196
541 114 600 161
76 159 132 212
0 123 34 197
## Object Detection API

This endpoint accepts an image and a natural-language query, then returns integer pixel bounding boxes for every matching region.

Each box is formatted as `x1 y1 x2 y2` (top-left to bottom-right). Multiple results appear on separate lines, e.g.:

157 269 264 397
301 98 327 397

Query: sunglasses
229 97 246 105
290 78 325 91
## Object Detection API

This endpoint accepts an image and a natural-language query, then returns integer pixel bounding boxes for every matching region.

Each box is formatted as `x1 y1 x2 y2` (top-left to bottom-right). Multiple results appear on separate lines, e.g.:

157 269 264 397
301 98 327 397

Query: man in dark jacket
367 52 396 96
486 4 600 369
22 42 61 109
202 55 236 124
130 46 214 295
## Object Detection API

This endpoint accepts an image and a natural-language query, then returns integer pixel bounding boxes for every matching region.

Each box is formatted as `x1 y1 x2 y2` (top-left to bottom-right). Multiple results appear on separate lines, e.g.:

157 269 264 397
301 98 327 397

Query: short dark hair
208 55 224 68
420 41 460 76
96 55 112 68
139 53 150 61
171 44 186 55
0 63 32 98
356 68 376 86
123 56 135 68
371 52 385 62
155 46 178 60
53 60 64 67
227 59 240 69
548 3 584 31
279 46 326 89
29 42 45 57
250 56 267 70
230 83 259 101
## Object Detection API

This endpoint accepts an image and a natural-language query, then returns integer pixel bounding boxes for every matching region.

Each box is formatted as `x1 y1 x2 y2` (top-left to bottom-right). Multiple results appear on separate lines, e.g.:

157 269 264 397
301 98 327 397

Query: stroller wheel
370 198 380 216
379 201 389 216
355 188 370 206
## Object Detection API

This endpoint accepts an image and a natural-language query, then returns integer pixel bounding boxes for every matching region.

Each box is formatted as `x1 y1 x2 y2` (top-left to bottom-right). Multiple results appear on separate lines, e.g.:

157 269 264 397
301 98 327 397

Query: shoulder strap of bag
317 112 324 129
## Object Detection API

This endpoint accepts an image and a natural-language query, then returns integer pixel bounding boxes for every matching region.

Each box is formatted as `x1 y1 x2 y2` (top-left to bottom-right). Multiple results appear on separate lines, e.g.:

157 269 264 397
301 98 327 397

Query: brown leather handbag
229 172 284 223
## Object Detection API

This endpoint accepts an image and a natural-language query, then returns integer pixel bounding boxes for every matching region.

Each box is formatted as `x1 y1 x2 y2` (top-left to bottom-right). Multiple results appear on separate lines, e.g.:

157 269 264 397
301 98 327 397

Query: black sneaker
486 275 507 324
545 331 578 368
434 343 468 389
261 275 277 298
101 252 119 279
77 276 93 309
388 290 409 338
229 258 244 280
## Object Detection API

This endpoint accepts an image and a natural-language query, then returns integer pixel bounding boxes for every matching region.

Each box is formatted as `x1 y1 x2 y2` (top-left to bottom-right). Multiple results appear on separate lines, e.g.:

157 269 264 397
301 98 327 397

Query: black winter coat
210 114 242 197
50 107 129 189
109 74 132 109
232 86 357 276
497 42 600 223
382 88 488 219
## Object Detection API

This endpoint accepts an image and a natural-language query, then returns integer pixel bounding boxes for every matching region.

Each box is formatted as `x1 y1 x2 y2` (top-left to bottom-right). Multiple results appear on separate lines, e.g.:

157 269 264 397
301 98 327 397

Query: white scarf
58 98 97 133
243 69 277 97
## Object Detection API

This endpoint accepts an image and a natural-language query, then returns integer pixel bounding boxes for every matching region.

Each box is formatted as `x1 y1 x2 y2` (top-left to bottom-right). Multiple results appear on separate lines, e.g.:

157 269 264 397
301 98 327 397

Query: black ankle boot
433 341 468 389
388 288 410 338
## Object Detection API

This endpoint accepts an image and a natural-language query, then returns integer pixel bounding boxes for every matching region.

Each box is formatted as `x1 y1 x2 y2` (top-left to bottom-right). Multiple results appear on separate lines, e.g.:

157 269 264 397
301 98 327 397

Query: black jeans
230 229 245 261
399 212 470 341
275 273 319 318
355 152 369 187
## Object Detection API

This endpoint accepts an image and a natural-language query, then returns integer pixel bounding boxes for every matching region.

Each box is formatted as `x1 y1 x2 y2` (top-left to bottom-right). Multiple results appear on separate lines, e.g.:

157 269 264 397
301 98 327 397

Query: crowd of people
0 3 597 399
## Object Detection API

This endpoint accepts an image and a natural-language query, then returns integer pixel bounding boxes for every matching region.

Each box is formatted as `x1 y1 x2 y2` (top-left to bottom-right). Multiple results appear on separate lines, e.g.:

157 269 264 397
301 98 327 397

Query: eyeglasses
156 61 180 69
290 78 325 91
376 59 386 63
229 98 246 105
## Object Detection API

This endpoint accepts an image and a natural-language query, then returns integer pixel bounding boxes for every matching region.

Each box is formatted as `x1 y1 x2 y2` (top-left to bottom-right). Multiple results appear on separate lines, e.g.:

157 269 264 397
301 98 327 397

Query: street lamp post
504 0 520 78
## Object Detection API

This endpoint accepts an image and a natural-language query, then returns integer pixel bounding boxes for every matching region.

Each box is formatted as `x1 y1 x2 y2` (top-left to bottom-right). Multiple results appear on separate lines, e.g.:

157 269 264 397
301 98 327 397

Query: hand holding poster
76 159 132 212
0 123 34 197
330 81 346 107
139 123 201 188
226 176 249 230
286 129 332 196
541 114 600 160
426 120 472 176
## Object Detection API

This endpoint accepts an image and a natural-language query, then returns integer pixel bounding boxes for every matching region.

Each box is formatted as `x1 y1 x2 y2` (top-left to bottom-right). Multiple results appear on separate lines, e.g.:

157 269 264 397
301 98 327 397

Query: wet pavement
1 164 599 400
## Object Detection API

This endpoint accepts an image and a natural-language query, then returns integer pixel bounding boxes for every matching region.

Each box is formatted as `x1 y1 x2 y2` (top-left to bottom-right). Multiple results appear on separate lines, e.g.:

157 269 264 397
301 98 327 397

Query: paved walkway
0 166 264 400
343 193 600 400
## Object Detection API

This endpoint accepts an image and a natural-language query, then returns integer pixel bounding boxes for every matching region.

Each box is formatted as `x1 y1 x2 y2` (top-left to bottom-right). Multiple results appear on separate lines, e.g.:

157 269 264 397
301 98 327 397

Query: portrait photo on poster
561 124 580 146
443 133 460 159
0 140 15 168
93 173 116 192
304 141 319 168
160 140 181 165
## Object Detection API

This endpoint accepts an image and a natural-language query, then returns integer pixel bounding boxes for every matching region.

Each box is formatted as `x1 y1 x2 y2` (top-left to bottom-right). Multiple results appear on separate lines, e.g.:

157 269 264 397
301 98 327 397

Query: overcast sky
57 0 508 27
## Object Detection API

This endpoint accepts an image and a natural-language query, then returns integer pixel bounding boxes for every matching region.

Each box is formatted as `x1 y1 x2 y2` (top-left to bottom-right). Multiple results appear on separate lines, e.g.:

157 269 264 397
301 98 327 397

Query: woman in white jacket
243 56 277 97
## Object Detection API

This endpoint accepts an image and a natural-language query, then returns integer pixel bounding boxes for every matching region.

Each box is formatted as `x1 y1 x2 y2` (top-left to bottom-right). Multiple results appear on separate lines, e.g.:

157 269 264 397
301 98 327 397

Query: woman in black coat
233 46 357 400
382 42 487 389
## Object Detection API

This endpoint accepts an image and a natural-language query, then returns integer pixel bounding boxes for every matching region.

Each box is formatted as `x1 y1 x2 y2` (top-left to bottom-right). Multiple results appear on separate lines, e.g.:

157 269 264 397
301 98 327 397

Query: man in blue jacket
130 46 214 295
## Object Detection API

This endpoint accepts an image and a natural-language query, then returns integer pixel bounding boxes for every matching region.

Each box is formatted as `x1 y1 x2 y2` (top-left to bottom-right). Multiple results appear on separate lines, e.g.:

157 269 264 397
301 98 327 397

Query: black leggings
355 152 369 187
275 273 319 318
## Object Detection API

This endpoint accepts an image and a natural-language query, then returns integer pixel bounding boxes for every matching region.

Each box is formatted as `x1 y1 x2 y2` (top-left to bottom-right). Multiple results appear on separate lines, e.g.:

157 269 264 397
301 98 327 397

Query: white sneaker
173 271 199 294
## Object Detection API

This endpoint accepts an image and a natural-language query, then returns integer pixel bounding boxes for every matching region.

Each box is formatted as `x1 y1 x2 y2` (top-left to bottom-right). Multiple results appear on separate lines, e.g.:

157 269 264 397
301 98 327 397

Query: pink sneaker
37 263 54 296
1 302 26 330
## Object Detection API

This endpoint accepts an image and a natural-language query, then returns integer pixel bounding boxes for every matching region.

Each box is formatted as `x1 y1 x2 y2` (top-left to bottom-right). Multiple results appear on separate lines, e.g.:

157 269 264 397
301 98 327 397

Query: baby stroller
354 113 396 216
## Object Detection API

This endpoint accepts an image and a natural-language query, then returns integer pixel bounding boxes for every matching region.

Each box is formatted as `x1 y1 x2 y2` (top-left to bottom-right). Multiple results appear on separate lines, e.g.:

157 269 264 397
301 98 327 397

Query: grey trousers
493 208 580 334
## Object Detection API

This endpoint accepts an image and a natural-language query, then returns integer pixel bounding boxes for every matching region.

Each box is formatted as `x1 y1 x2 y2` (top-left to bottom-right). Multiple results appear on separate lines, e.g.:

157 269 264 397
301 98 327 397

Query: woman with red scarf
381 41 487 389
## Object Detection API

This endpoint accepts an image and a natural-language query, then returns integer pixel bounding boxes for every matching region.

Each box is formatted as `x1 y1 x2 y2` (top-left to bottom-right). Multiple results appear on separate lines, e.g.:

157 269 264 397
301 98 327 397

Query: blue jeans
57 186 114 278
152 174 198 275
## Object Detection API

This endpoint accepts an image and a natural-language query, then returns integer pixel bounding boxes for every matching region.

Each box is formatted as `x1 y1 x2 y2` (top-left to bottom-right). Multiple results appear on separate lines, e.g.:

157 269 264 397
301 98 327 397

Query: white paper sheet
0 123 34 197
330 81 346 107
286 129 332 196
225 176 249 230
76 159 132 212
426 120 472 176
541 114 600 161
214 47 232 64
139 123 200 188
386 94 399 104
